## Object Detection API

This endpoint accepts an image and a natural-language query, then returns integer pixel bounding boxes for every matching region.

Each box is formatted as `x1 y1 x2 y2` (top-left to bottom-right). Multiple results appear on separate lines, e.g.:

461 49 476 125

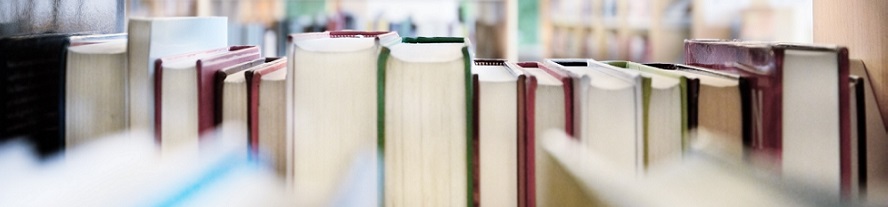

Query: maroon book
685 40 851 197
472 59 526 207
246 57 287 153
154 46 261 142
515 61 574 207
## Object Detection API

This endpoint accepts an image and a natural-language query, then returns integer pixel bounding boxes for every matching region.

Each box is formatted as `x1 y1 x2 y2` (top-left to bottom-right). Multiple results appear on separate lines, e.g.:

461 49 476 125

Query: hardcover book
546 59 647 173
154 46 260 150
246 57 288 175
378 37 474 206
515 61 576 207
685 40 851 197
0 33 82 157
286 31 399 205
472 59 524 207
66 40 128 148
644 63 751 160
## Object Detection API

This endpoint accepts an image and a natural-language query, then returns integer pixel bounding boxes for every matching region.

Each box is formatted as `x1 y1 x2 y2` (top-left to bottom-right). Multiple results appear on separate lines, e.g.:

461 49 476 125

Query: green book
377 37 475 207
605 61 687 167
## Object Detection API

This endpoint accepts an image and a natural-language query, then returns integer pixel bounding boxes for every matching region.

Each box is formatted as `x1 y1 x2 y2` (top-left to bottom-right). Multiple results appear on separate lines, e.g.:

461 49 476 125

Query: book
378 37 474 206
214 58 267 146
154 46 261 151
685 40 851 197
848 59 888 202
472 59 524 207
128 17 228 135
605 61 686 166
286 31 399 205
515 61 578 207
0 33 84 157
644 63 751 161
538 129 843 207
545 59 646 173
65 40 128 149
849 76 866 199
246 57 287 175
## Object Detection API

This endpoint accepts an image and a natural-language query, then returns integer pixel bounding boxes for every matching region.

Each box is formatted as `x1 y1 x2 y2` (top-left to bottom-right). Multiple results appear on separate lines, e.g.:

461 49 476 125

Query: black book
0 33 80 157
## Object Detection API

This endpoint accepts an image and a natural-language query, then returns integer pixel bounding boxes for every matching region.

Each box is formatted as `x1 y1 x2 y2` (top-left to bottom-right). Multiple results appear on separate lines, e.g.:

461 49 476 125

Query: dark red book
515 61 574 207
685 40 851 197
154 46 261 143
246 57 287 154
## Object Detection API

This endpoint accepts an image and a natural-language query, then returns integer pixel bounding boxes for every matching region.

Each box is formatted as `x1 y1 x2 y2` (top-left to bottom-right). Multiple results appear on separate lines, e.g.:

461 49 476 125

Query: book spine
838 48 851 198
376 47 390 207
515 74 527 207
524 75 538 207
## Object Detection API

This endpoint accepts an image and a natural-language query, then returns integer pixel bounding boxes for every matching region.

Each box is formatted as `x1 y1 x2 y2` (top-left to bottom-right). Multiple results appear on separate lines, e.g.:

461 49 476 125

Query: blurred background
0 0 815 63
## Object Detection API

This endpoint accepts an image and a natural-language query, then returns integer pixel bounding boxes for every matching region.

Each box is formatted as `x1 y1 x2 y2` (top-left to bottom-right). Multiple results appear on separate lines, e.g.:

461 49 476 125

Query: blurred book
538 129 844 207
65 39 128 149
515 61 576 206
215 58 267 148
644 63 751 161
606 61 686 166
0 129 292 206
547 59 647 173
154 46 261 153
245 57 287 175
685 40 851 198
287 31 398 205
0 33 84 157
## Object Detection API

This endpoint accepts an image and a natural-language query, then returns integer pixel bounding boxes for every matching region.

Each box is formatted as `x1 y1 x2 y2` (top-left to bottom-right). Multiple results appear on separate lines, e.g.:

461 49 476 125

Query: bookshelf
540 0 689 63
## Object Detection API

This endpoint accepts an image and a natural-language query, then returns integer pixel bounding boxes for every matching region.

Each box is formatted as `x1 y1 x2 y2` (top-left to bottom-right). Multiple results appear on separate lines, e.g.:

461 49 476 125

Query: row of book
0 16 882 205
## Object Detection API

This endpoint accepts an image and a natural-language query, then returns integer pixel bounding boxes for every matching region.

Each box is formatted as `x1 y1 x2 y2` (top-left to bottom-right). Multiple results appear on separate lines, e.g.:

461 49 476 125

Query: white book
605 61 684 167
473 59 522 207
286 31 399 205
65 40 128 148
517 62 581 206
380 37 472 206
546 59 645 174
127 17 227 134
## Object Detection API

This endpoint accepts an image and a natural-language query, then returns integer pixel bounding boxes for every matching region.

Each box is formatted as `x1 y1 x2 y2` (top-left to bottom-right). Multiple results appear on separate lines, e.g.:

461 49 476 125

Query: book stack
2 16 884 206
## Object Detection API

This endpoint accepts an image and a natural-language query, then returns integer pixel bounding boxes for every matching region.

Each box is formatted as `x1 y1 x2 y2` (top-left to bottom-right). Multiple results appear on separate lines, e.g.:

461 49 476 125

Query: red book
154 46 261 143
246 57 287 156
685 40 850 197
515 61 574 207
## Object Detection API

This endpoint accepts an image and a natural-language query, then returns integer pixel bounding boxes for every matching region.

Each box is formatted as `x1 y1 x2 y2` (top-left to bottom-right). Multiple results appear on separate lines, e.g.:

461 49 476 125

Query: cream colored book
286 31 400 205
